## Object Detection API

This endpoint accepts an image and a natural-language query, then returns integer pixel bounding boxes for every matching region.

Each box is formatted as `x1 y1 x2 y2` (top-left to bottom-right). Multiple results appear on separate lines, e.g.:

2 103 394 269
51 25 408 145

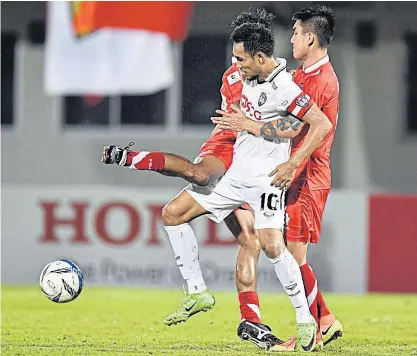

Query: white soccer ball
40 260 84 303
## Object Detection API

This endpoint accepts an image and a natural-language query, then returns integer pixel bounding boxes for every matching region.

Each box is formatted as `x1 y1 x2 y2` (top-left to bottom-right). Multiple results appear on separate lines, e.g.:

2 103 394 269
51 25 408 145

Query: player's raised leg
101 141 234 326
161 191 216 326
101 143 226 186
225 209 284 350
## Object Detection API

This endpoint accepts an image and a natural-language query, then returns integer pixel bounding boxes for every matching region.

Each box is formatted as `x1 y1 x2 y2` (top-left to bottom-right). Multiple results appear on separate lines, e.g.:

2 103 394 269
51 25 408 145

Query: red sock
126 151 165 171
300 264 319 326
238 291 261 323
317 288 331 318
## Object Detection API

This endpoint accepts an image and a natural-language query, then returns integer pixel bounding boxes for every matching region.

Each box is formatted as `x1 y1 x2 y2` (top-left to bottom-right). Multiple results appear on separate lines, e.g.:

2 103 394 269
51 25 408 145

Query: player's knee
183 165 210 186
263 244 282 259
162 202 184 226
259 229 286 259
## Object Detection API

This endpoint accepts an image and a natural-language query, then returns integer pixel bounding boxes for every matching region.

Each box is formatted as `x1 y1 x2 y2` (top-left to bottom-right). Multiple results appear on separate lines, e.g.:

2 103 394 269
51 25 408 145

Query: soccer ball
39 260 84 303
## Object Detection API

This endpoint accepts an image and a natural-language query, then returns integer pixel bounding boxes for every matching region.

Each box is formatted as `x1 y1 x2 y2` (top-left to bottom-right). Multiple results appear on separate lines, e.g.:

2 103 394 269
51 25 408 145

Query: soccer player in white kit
159 22 332 351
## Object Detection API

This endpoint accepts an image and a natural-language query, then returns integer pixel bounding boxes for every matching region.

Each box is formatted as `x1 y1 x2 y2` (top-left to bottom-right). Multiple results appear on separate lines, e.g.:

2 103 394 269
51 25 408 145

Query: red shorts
199 142 234 171
285 182 330 244
199 131 235 171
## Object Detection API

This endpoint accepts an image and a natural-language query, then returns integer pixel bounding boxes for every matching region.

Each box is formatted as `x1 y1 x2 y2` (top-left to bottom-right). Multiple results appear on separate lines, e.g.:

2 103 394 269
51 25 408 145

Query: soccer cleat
101 141 134 166
237 320 284 350
321 319 343 346
163 290 215 326
296 320 317 352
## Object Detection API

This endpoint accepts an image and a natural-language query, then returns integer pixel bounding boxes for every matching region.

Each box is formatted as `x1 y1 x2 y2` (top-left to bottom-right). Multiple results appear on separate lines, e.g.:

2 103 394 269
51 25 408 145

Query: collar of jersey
265 57 287 82
303 55 329 73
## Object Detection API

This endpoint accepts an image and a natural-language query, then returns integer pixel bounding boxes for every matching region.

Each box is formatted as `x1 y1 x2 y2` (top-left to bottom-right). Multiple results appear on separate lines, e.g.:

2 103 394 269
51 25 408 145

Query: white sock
164 223 207 294
268 248 314 324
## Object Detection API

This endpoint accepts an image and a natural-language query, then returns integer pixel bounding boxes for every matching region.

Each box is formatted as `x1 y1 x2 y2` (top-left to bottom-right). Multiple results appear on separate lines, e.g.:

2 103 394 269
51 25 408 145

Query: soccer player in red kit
284 5 342 348
212 4 342 350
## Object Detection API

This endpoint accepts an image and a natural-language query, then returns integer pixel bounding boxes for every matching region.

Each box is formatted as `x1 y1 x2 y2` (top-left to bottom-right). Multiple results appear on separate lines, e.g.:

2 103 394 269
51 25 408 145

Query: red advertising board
368 195 417 293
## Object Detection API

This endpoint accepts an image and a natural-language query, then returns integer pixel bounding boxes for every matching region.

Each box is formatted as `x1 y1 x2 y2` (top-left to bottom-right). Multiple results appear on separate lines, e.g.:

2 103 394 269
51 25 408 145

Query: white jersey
184 58 314 230
227 58 313 178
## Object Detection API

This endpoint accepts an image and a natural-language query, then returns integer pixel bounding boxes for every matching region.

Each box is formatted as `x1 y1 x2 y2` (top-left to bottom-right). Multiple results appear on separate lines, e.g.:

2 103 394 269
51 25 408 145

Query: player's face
291 20 311 61
232 43 262 81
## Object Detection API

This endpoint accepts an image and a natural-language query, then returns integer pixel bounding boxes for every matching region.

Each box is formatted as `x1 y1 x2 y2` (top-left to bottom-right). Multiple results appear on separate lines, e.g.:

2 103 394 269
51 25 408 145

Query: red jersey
292 55 339 190
200 61 243 152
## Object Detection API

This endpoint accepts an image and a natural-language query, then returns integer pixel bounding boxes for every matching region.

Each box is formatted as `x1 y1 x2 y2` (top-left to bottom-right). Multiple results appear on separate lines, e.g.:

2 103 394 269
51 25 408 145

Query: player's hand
269 160 297 189
211 104 252 132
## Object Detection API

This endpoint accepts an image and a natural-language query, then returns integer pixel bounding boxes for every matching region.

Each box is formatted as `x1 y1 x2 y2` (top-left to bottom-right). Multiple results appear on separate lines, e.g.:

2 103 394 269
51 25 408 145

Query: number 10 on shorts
260 191 285 212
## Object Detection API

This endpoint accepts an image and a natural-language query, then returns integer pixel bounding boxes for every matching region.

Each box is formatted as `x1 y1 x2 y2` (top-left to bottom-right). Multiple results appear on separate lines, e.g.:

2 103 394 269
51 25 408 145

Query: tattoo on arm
260 122 278 138
260 116 302 139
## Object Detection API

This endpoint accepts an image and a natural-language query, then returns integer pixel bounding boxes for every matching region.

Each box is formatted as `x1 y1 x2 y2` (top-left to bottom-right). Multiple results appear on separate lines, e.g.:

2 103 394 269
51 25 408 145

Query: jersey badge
258 92 267 106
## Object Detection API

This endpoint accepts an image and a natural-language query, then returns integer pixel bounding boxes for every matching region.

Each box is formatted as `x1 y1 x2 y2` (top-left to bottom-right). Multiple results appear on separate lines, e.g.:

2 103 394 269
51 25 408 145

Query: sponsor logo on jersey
258 92 267 106
272 81 278 90
241 94 262 121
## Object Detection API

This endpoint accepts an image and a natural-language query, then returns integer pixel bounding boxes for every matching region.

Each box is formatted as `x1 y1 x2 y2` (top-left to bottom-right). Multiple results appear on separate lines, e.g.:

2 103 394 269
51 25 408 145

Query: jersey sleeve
220 66 243 112
303 78 328 109
276 75 314 120
306 77 339 128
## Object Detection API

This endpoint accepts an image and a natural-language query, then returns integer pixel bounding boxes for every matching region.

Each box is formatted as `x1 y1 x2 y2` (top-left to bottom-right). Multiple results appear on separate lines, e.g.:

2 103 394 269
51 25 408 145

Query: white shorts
186 172 286 230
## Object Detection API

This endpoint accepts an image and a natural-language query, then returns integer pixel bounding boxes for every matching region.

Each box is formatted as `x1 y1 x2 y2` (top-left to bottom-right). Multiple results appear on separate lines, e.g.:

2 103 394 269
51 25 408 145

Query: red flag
71 1 194 41
45 2 194 95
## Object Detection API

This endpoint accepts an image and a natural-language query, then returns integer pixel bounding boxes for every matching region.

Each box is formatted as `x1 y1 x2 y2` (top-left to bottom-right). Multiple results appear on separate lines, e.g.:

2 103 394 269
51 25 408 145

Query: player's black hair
230 23 274 57
292 4 335 47
231 8 275 30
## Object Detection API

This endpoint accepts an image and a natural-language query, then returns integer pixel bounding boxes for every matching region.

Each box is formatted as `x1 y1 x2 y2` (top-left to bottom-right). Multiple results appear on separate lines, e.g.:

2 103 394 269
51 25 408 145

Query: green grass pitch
2 286 417 355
